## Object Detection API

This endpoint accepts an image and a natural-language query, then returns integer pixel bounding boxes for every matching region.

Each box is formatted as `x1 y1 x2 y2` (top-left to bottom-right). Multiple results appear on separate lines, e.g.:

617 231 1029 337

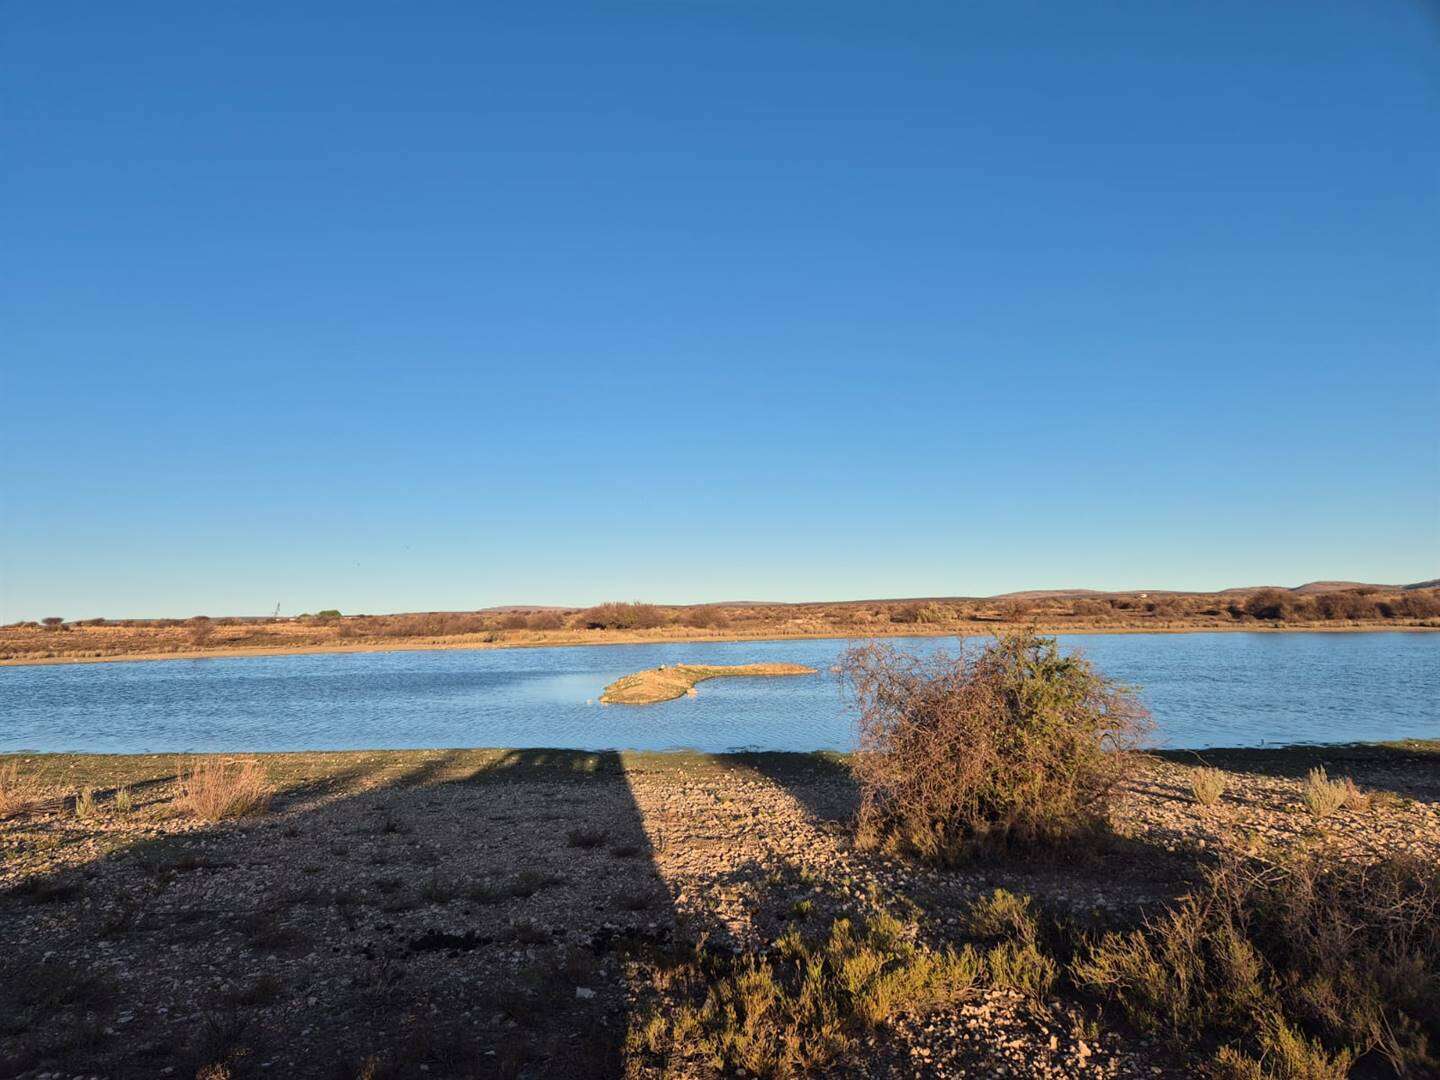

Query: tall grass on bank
0 761 42 818
840 631 1151 863
175 758 274 821
1074 852 1440 1076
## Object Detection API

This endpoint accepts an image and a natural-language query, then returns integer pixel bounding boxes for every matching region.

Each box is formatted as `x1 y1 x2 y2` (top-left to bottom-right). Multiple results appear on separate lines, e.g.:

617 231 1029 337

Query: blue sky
2 1 1436 620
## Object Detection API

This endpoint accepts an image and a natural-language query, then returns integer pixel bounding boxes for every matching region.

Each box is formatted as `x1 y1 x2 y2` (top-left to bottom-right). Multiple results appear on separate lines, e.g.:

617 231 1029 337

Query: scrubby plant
841 631 1150 863
1191 766 1227 807
74 786 96 819
112 786 134 814
1074 852 1440 1075
965 888 1038 941
682 606 731 629
582 601 666 630
527 610 566 631
175 758 273 821
1301 767 1347 820
628 910 981 1076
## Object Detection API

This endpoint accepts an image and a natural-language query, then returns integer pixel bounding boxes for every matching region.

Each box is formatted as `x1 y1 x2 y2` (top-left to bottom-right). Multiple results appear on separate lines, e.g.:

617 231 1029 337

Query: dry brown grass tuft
1340 777 1372 813
1191 766 1227 807
1301 767 1347 820
0 761 43 818
175 758 274 821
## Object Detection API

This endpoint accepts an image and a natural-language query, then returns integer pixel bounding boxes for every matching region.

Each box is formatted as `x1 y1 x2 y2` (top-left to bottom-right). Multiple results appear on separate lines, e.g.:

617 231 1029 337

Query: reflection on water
1 633 1436 754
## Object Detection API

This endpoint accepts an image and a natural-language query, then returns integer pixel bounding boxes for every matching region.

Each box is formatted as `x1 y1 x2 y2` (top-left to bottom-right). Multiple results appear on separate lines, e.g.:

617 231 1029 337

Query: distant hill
403 580 1436 613
1289 581 1389 595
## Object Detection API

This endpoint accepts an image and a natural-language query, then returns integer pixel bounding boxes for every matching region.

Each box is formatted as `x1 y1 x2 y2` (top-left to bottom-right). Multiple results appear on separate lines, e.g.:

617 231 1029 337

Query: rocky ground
1 742 1436 1079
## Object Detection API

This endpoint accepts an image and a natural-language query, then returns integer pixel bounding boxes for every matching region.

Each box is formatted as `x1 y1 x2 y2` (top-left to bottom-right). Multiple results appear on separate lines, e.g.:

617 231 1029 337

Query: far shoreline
1 620 1435 669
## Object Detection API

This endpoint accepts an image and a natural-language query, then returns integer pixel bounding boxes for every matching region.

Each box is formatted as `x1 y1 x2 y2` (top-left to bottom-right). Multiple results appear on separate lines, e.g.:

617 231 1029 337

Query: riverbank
3 618 1436 668
2 741 1435 1077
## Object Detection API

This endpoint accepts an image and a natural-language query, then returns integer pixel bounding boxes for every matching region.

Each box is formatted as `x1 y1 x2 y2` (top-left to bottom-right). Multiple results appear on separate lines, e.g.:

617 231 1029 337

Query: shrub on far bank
681 606 730 629
581 601 666 631
176 758 274 821
841 631 1150 863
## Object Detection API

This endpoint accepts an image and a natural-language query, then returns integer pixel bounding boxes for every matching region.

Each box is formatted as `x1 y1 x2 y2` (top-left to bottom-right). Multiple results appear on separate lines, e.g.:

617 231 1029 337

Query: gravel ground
1 743 1436 1079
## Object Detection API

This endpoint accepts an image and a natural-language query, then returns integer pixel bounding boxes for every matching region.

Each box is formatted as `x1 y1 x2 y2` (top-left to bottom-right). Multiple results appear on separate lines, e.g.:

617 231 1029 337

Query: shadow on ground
0 749 676 1079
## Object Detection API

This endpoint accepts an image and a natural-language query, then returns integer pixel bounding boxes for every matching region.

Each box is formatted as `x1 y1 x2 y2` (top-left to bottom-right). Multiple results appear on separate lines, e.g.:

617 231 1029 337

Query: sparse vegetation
1074 852 1440 1076
1341 777 1372 813
0 761 42 818
1191 766 1227 807
175 758 273 821
629 910 981 1076
842 631 1150 862
6 584 1436 667
1301 766 1347 820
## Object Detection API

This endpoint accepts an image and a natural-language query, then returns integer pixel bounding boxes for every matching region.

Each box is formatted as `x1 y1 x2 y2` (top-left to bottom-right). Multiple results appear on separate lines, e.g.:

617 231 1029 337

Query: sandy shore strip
599 662 817 704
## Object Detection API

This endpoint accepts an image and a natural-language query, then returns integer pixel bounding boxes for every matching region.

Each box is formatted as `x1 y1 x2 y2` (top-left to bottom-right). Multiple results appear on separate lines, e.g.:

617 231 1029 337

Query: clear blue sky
2 1 1436 620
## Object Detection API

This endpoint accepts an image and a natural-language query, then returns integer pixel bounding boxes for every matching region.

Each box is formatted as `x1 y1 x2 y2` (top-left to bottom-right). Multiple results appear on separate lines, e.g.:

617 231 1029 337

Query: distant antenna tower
272 602 282 619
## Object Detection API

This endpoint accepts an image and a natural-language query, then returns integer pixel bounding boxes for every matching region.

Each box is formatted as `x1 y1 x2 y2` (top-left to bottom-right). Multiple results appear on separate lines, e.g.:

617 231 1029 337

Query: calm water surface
1 633 1436 754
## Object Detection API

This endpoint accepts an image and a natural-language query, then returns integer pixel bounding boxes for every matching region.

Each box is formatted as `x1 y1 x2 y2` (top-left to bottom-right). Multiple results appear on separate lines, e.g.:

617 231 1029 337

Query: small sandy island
600 662 816 704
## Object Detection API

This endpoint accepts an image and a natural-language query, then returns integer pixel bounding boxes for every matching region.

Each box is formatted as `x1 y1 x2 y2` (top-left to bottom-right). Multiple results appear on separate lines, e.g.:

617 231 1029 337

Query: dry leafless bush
841 631 1150 863
175 758 274 821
